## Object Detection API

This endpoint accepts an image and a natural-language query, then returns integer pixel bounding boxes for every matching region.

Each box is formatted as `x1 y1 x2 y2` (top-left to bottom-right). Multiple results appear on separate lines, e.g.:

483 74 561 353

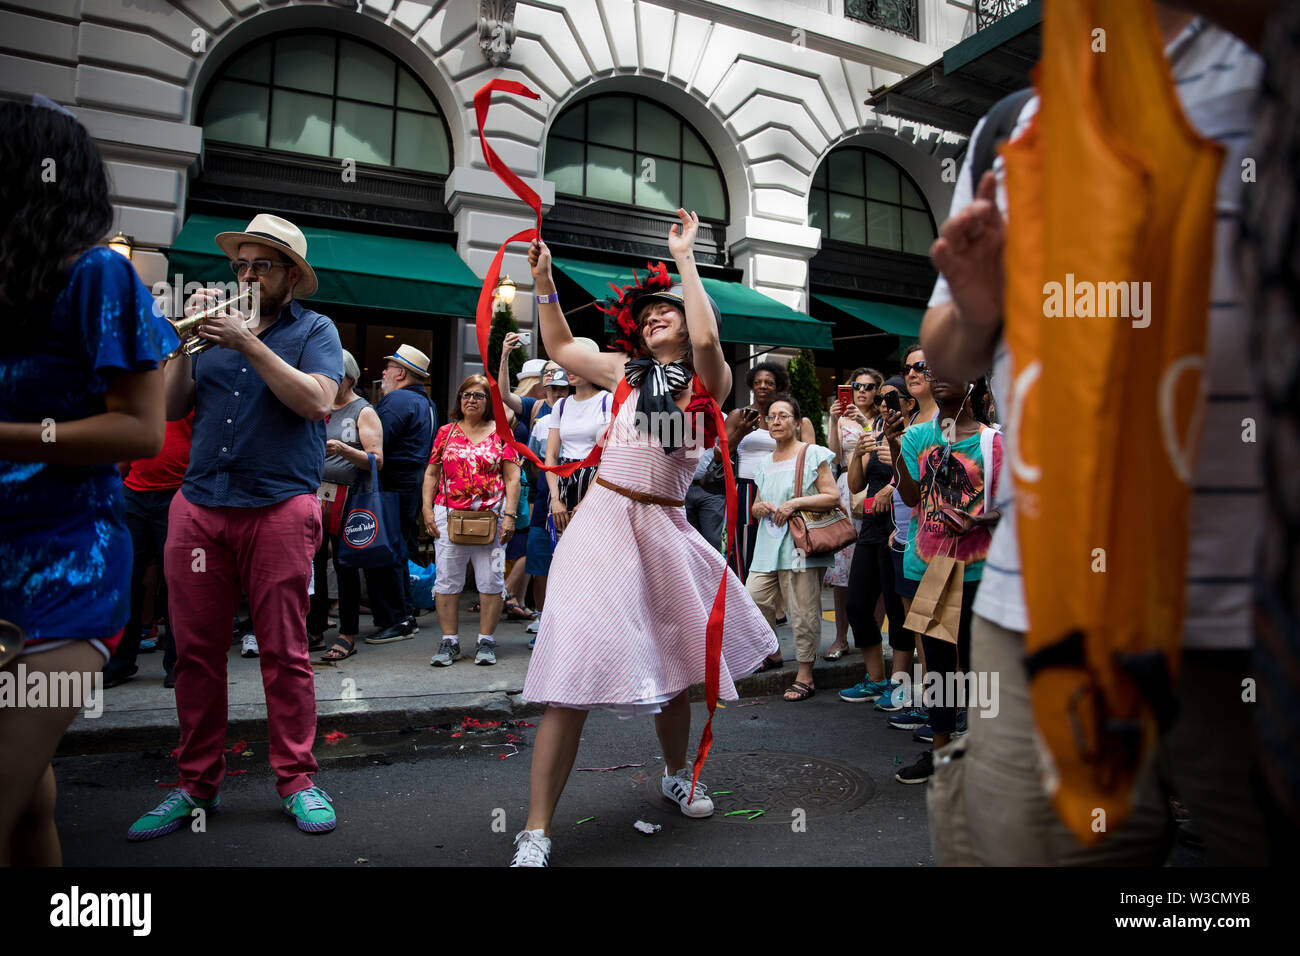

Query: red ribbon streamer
471 79 736 800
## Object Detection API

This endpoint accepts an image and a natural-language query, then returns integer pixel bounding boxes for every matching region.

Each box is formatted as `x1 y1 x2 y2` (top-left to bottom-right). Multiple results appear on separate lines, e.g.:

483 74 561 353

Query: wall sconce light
107 231 134 260
494 274 516 309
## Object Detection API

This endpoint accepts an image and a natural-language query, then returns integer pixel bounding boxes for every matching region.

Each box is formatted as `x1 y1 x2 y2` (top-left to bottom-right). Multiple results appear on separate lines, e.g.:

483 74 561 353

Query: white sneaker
510 828 551 867
241 633 259 658
525 618 540 634
661 769 714 818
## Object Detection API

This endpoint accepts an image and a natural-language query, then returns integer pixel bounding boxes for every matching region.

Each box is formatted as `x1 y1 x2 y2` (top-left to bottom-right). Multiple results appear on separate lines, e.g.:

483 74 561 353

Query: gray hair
341 349 361 383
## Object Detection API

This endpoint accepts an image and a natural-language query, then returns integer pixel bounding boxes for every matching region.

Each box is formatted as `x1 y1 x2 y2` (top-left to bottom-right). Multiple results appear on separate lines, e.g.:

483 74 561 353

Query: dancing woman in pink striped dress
510 210 778 866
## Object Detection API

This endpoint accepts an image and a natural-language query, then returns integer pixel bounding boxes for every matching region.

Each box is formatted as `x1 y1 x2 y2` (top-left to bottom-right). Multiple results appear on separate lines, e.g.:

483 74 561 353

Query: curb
57 656 870 757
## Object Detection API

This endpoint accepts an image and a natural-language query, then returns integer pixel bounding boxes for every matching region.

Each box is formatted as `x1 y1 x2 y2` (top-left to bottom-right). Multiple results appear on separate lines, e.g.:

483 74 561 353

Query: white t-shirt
931 20 1262 649
736 426 778 480
550 390 611 460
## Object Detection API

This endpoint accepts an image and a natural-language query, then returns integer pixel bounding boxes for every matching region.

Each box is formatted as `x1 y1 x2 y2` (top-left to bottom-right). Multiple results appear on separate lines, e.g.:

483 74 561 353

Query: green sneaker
839 678 896 703
127 788 219 842
283 786 336 833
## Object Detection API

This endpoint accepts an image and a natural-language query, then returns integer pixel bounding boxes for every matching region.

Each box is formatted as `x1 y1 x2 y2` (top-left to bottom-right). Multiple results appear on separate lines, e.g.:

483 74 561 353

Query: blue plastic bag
408 559 436 612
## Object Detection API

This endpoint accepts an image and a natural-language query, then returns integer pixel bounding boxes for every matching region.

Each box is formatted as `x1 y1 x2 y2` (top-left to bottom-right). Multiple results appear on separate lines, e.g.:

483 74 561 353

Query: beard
252 283 290 322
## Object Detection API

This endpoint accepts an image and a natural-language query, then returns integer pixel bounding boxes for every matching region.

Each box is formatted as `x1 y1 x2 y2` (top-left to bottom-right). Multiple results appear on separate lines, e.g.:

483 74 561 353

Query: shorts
432 506 506 596
525 523 554 577
19 628 124 664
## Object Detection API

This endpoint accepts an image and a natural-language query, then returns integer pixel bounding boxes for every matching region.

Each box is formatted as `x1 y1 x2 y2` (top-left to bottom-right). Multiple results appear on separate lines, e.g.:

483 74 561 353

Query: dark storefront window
809 148 936 255
545 94 728 220
201 32 451 175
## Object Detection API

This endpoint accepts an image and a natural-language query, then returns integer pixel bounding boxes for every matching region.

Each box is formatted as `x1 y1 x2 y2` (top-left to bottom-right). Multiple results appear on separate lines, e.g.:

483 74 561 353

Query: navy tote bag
337 454 406 569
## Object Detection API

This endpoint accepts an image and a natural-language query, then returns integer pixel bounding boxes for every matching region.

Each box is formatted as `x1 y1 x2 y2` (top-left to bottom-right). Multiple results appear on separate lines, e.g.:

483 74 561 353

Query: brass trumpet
166 287 258 359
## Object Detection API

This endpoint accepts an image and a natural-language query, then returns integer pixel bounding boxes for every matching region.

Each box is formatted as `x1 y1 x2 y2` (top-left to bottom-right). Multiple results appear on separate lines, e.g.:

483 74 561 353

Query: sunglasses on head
902 361 928 376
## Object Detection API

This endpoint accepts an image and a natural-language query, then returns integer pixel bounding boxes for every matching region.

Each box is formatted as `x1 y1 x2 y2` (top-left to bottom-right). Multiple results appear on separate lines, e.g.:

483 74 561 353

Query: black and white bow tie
624 359 692 454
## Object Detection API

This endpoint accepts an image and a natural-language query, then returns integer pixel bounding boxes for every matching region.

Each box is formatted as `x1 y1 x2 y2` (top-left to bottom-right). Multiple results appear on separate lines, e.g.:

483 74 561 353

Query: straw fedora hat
215 214 319 298
385 344 431 379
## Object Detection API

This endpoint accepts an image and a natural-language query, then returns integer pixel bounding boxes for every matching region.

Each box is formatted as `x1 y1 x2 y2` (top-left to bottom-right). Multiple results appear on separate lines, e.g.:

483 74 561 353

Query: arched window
808 148 935 254
199 32 450 174
545 94 727 220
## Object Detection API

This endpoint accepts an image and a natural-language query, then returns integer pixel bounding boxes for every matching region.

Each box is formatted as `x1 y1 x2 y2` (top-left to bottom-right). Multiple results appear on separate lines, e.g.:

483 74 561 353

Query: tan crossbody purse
441 424 500 546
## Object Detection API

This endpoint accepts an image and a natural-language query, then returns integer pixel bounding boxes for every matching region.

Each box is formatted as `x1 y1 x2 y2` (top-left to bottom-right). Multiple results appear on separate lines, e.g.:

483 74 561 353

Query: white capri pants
432 504 506 596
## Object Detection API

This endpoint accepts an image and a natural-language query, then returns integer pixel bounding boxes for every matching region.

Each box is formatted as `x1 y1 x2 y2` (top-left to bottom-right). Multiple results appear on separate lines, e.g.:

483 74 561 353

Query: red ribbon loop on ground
471 80 732 801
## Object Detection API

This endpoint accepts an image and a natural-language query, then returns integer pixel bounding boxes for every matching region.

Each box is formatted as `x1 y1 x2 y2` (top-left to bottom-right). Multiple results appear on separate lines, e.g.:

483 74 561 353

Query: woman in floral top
422 374 521 667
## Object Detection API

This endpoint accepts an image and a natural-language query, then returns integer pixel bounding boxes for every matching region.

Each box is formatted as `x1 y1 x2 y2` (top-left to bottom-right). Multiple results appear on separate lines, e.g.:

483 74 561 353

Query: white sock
443 634 459 645
478 633 494 645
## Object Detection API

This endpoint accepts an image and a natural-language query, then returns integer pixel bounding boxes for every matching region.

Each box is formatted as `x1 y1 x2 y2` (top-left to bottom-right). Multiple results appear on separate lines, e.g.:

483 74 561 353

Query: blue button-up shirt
183 299 343 508
375 384 435 471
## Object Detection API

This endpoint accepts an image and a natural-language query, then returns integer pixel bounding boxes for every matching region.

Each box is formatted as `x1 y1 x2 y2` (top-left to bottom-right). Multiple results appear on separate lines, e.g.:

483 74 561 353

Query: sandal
503 600 537 621
756 654 784 673
307 632 326 652
823 643 849 661
784 680 815 702
320 637 356 661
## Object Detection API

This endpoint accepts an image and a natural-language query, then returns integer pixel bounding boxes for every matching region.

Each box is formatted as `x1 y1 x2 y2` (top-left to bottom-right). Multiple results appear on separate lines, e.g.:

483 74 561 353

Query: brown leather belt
595 475 685 508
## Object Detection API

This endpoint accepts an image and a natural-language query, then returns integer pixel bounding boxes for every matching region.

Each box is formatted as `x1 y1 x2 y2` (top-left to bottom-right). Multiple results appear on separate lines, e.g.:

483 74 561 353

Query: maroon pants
165 491 321 799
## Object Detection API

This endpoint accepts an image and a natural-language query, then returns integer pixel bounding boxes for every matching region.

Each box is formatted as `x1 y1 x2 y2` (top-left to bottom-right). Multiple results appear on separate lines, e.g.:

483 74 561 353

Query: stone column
725 215 822 403
444 165 554 389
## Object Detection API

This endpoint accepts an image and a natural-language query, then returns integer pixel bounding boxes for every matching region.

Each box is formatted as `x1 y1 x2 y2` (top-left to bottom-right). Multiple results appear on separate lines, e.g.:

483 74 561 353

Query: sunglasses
901 361 928 376
229 258 289 277
851 382 877 392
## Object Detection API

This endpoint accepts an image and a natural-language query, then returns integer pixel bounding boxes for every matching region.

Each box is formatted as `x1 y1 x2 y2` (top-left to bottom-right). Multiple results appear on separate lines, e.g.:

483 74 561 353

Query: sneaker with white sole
510 828 551 867
525 618 541 634
875 683 912 712
895 750 934 784
431 638 460 667
839 677 895 703
887 707 929 730
282 786 336 833
240 633 259 658
474 640 497 665
127 788 220 841
661 769 714 818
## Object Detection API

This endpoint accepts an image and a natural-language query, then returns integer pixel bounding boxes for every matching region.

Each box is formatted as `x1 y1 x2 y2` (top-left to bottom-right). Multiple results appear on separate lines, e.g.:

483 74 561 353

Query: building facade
0 0 1005 412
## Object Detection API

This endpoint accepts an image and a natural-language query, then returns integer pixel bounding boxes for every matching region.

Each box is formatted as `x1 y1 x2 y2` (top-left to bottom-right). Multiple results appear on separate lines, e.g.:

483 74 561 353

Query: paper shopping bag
904 554 966 644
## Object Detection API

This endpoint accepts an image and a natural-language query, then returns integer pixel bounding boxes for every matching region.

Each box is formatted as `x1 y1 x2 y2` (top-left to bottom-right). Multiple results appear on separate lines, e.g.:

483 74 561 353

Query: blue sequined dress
0 248 178 642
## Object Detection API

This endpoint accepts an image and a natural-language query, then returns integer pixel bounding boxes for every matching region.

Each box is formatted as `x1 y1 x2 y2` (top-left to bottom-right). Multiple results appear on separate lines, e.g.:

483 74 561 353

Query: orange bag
1001 0 1222 845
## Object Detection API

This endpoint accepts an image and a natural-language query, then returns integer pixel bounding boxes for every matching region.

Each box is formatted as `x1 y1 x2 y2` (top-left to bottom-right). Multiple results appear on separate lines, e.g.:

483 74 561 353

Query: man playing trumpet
127 214 345 841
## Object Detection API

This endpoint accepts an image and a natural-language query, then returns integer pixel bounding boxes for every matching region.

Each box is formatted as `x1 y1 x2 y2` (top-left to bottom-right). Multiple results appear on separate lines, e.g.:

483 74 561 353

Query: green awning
813 293 924 339
165 214 484 317
554 258 833 351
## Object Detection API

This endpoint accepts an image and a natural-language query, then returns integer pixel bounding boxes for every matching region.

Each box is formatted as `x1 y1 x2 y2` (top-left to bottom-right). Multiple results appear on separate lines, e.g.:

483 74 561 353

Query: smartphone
883 390 902 413
742 406 761 426
836 385 853 408
516 330 532 347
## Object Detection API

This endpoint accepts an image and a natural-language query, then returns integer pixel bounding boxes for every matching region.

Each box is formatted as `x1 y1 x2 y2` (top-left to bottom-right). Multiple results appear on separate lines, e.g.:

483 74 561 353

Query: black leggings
845 538 910 652
308 533 361 636
919 579 980 736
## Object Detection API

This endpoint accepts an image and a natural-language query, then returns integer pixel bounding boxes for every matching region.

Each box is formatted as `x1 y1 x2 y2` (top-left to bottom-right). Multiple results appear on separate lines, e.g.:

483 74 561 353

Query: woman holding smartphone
881 369 1000 785
824 367 883 659
726 363 813 670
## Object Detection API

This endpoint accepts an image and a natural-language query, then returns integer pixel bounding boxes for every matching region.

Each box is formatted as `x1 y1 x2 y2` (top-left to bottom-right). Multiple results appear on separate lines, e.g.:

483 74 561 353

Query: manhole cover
640 751 875 823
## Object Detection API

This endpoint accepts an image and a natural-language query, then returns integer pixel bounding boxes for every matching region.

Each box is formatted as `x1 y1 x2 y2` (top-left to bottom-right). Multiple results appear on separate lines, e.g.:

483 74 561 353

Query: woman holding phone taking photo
824 367 884 659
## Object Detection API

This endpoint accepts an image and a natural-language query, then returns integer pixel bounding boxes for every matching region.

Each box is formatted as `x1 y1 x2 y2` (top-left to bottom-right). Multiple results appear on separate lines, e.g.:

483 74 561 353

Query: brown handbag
440 424 500 546
788 443 857 556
